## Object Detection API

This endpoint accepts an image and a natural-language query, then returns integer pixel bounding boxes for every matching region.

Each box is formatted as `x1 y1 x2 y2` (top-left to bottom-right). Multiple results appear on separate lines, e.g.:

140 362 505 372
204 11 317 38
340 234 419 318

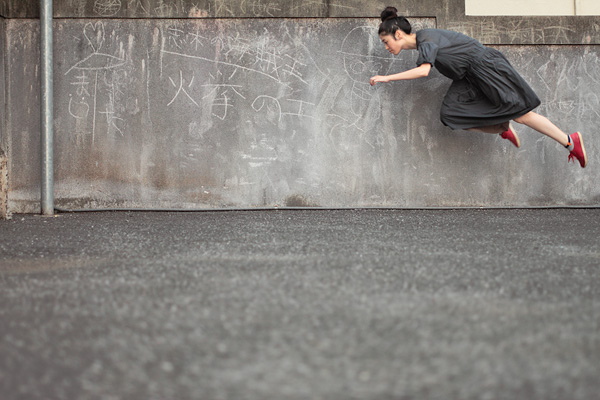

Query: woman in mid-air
370 6 588 168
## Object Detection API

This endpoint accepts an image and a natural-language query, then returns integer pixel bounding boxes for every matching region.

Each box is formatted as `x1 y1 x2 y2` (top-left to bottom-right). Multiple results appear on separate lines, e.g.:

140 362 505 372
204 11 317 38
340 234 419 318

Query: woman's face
380 32 404 55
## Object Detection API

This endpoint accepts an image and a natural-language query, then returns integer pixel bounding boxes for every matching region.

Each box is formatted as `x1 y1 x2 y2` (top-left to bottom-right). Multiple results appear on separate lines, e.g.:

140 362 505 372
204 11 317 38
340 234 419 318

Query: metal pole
40 0 54 215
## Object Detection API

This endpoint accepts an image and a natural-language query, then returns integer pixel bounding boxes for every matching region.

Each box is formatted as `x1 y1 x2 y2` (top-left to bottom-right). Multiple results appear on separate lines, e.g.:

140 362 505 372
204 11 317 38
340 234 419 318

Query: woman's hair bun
381 6 398 22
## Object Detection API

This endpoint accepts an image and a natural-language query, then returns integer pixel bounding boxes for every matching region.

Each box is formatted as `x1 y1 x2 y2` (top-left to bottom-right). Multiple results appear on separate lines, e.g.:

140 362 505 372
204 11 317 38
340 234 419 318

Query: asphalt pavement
1 209 599 400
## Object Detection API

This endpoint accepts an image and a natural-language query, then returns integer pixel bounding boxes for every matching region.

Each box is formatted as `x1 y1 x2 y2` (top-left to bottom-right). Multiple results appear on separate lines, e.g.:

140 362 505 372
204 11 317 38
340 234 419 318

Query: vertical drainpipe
40 0 54 215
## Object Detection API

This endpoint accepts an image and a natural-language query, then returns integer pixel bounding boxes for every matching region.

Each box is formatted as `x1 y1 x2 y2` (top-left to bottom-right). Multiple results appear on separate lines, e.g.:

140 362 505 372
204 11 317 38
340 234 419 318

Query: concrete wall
1 15 8 218
0 16 5 151
3 0 600 44
3 1 600 212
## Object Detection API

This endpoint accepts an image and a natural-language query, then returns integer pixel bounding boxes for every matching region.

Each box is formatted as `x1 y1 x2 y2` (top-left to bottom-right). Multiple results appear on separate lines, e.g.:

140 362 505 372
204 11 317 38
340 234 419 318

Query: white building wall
577 0 600 15
466 0 599 15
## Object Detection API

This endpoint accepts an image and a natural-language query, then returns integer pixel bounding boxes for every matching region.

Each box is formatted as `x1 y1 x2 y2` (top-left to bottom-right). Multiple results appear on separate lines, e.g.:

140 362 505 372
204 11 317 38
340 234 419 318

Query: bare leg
513 111 569 146
466 122 510 134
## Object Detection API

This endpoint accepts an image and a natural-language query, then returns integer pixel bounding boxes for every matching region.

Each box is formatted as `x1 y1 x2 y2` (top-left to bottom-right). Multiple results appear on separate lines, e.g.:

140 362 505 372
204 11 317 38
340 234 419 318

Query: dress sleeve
416 41 439 66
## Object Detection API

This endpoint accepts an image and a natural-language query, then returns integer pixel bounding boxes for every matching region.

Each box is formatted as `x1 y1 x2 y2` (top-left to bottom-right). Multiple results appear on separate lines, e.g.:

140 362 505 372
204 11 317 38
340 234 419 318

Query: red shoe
568 132 587 168
500 124 521 148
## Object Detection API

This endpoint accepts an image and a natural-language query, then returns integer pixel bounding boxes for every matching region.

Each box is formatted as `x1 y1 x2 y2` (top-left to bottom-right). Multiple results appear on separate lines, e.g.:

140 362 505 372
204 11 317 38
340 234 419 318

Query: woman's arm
369 63 431 86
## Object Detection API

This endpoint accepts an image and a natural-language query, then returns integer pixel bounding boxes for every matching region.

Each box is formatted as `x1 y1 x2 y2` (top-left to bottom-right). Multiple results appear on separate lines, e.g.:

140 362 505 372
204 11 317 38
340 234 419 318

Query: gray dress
416 29 541 130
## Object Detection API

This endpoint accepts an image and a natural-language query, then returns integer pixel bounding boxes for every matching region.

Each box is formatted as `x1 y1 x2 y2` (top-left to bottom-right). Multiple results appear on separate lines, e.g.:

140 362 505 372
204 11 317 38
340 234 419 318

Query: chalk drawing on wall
159 24 285 125
339 26 394 130
203 83 246 120
68 72 91 120
65 22 130 143
159 24 312 91
154 0 191 17
94 0 122 16
99 101 124 136
65 22 126 75
128 0 151 16
88 0 215 18
168 70 199 107
288 1 359 15
240 0 282 17
252 95 282 123
149 19 440 198
282 99 317 120
445 19 579 44
533 51 600 124
154 20 405 162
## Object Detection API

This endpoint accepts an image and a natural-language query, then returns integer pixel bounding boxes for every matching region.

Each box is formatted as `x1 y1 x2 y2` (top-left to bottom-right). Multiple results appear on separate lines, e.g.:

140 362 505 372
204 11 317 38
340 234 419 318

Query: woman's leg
466 122 510 134
513 111 569 146
467 121 520 147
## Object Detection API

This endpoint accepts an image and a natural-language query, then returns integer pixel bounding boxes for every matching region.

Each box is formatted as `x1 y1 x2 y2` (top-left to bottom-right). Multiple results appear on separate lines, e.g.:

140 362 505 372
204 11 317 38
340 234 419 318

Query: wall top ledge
1 0 600 45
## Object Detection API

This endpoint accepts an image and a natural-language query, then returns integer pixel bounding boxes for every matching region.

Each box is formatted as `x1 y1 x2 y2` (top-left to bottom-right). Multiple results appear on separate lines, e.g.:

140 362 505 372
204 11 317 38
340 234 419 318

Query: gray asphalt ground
1 209 599 400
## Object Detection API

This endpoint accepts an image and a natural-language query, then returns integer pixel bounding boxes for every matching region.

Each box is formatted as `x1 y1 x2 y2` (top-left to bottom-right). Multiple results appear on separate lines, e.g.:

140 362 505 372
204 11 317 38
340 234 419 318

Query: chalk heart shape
84 22 105 53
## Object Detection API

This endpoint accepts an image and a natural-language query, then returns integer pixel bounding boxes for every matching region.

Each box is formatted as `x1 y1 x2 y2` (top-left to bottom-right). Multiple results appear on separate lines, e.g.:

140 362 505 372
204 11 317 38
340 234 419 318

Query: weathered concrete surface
0 153 7 219
0 16 5 146
55 0 335 18
0 0 37 18
1 16 7 219
0 0 8 17
6 20 41 213
2 0 600 44
1 209 599 399
3 0 600 44
5 18 600 212
335 0 600 44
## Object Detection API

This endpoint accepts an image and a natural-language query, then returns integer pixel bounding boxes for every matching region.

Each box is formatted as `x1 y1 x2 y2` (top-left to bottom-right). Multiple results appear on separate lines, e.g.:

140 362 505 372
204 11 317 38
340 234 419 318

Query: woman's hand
370 75 390 86
370 64 432 86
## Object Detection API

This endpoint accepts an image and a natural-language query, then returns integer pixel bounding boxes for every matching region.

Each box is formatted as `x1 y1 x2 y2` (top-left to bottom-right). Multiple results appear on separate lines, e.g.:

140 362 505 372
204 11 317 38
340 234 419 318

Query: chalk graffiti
282 99 316 120
68 95 90 119
243 0 281 17
252 95 282 122
154 19 405 153
99 100 124 136
167 27 186 50
159 25 312 89
65 21 130 143
447 20 579 45
51 17 600 208
188 29 208 51
168 70 198 107
127 0 150 15
70 72 91 97
65 22 126 75
94 0 122 16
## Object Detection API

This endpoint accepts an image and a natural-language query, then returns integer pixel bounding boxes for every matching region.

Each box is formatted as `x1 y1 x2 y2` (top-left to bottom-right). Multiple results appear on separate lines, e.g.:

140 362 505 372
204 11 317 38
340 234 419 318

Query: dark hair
378 6 411 36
